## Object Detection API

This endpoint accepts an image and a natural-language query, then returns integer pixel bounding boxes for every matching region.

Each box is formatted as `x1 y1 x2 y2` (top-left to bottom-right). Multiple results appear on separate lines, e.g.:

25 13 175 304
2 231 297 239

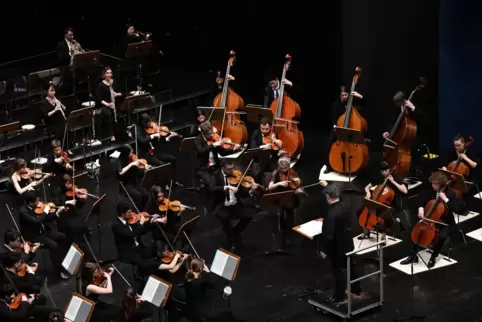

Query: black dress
96 81 118 138
41 97 66 141
184 273 216 321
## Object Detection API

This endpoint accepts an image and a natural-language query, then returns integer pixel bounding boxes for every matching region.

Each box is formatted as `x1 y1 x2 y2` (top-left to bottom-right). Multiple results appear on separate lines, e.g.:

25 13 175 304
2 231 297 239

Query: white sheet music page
211 250 229 277
298 220 323 238
142 277 159 304
65 296 82 321
62 245 76 272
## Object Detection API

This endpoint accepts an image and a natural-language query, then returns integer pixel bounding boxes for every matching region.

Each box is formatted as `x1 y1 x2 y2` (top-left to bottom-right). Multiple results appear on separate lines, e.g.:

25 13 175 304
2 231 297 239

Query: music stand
85 194 106 260
126 41 153 92
246 104 273 123
141 163 172 189
358 198 393 252
235 147 271 171
64 292 95 322
259 190 296 256
197 106 226 122
72 50 100 97
0 121 21 159
172 215 201 249
333 126 365 192
62 243 85 293
120 92 152 111
67 106 96 162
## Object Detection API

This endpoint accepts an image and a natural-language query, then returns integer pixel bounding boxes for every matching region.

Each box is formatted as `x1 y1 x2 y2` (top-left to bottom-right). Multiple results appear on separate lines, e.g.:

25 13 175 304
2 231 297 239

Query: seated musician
117 144 149 210
249 117 285 174
268 157 304 249
96 66 122 141
18 192 70 280
183 257 216 321
112 200 170 276
42 83 67 142
194 121 240 185
0 229 39 272
119 286 152 322
442 134 478 215
263 73 294 108
9 158 52 198
401 171 464 268
188 108 207 137
137 113 178 168
0 284 33 321
45 140 72 204
2 253 44 295
207 159 256 251
361 161 408 239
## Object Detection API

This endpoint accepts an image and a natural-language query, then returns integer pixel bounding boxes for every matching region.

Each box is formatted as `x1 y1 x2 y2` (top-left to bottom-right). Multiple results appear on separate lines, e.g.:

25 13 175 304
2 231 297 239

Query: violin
145 121 182 138
280 168 302 190
127 210 152 224
93 267 110 286
20 168 48 180
61 151 72 163
328 67 369 174
206 133 241 150
65 185 92 199
158 199 196 213
130 153 148 169
262 132 287 155
227 169 264 190
9 293 34 310
34 202 58 214
161 250 183 263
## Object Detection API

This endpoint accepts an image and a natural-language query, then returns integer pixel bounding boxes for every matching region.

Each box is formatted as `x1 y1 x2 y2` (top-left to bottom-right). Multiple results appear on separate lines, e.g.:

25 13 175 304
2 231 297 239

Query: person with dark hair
96 66 122 141
56 28 78 66
401 171 464 268
44 139 72 204
188 108 207 137
42 83 67 141
0 284 33 321
18 191 69 280
263 73 294 108
183 257 216 321
9 158 52 197
249 117 285 174
0 229 39 270
48 310 65 322
117 144 149 210
441 134 479 215
320 183 363 303
119 286 151 322
2 253 43 295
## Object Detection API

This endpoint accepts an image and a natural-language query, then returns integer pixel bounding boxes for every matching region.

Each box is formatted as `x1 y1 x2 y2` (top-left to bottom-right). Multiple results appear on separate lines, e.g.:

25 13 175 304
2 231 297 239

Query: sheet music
297 220 323 237
211 250 229 277
142 277 158 303
142 276 168 307
218 148 246 159
62 245 82 275
65 296 82 321
319 165 357 182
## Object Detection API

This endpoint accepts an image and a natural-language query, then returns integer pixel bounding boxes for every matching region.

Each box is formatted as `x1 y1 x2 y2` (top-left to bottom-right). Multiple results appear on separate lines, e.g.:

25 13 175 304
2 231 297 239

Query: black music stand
67 106 96 162
235 148 271 172
85 194 106 260
72 50 100 98
180 137 201 190
258 190 296 256
172 215 201 250
0 122 21 159
246 104 273 123
197 106 226 122
120 92 152 113
141 163 172 189
125 41 153 92
333 126 365 192
358 198 393 258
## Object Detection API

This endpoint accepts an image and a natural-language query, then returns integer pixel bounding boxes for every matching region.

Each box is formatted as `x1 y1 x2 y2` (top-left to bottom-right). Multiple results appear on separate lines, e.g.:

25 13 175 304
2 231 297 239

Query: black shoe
400 254 418 265
427 256 436 268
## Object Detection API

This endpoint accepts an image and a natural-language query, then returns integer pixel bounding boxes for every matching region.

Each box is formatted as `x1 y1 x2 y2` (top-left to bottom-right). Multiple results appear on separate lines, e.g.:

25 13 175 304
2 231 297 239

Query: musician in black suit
207 159 256 250
263 74 294 108
401 171 464 268
56 28 74 66
0 229 39 266
194 121 240 185
249 118 285 175
320 184 363 302
0 284 32 321
18 192 69 280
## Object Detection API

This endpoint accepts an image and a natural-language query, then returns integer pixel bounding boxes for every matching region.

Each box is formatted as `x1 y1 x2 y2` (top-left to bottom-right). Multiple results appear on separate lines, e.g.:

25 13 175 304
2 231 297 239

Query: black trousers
101 106 116 138
120 247 159 277
215 204 253 246
28 231 67 274
277 206 295 246
122 182 149 210
147 150 176 168
412 225 452 259
329 253 362 299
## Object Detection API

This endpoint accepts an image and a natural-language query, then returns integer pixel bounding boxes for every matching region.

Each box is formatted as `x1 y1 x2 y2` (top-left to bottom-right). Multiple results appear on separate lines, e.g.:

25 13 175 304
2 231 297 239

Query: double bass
270 54 304 158
383 77 426 177
328 67 369 174
211 50 248 145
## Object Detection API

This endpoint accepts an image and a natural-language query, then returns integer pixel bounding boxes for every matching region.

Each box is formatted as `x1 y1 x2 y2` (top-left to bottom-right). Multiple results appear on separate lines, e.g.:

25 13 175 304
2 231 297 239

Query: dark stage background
439 0 482 154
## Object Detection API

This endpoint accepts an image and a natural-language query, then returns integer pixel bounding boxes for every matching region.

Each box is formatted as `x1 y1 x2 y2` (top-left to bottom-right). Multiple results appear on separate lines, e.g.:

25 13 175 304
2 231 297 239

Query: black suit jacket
263 85 299 108
0 300 31 321
111 218 150 261
19 205 58 240
206 169 252 214
56 40 70 66
249 129 263 149
0 244 35 265
194 135 231 171
321 201 354 261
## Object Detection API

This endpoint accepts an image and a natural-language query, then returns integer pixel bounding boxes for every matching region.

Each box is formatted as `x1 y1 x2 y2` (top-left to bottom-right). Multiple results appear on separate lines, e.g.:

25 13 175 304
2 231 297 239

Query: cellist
401 171 463 268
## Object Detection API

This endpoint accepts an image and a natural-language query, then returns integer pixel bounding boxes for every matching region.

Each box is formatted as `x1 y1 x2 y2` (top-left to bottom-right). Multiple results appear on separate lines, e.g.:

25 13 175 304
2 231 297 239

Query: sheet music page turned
64 294 93 322
297 220 323 238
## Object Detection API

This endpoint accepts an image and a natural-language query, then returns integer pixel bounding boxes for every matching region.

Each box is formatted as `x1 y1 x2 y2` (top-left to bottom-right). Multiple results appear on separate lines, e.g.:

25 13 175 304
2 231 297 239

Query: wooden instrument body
449 160 470 178
359 184 395 230
410 199 447 247
384 113 417 177
212 88 247 145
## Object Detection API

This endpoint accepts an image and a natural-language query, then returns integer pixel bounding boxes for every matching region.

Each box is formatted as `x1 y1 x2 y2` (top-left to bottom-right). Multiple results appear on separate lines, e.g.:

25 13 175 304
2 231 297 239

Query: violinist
97 66 122 141
268 157 304 248
263 73 294 108
183 257 216 321
188 108 207 137
0 284 33 321
361 161 408 239
81 262 116 321
0 229 39 271
441 134 479 215
207 159 255 251
137 113 178 168
119 286 151 322
117 144 149 210
249 118 285 173
18 192 69 280
45 139 72 204
42 82 67 141
401 171 464 268
2 253 43 295
9 158 52 198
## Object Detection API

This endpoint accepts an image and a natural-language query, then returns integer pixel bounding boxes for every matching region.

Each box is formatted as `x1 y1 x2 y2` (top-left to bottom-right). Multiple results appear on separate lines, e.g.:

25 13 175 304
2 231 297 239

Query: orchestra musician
2 253 44 295
45 140 72 204
263 73 293 108
42 83 67 141
0 229 39 271
249 117 285 173
268 157 303 248
9 158 52 198
207 159 255 251
117 144 149 210
0 284 33 321
188 108 207 137
401 171 464 268
119 286 151 322
96 66 122 141
442 134 479 215
183 257 216 321
18 192 70 280
56 27 84 67
320 184 363 303
361 161 408 239
81 262 116 321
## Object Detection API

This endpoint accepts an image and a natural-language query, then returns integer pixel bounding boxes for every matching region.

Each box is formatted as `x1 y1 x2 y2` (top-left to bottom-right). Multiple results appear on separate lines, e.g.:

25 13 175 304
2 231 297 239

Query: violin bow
82 234 104 273
72 161 76 202
44 278 58 308
111 264 131 287
0 263 22 295
5 204 26 244
165 179 174 216
236 159 254 190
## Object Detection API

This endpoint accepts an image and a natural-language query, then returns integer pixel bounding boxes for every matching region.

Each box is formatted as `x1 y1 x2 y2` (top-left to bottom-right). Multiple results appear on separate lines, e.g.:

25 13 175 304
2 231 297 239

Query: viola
227 169 264 190
66 185 88 199
262 132 287 155
280 168 302 190
158 199 195 213
206 133 239 150
34 202 57 214
16 263 29 277
161 250 183 263
145 121 182 138
130 153 148 169
20 168 48 180
127 211 151 224
9 293 30 310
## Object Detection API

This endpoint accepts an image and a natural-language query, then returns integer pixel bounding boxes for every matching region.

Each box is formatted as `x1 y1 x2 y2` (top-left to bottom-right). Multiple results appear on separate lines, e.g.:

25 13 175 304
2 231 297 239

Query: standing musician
56 27 84 67
361 161 408 239
401 171 464 268
117 144 149 210
320 184 363 303
442 134 479 215
249 118 285 173
263 73 293 108
9 158 52 197
119 286 151 322
268 157 304 248
207 159 256 251
42 82 67 141
137 113 178 167
45 140 72 204
18 192 70 280
96 66 122 141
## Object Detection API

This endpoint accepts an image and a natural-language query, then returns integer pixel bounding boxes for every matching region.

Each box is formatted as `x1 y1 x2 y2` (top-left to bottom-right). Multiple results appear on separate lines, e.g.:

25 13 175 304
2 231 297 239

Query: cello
210 50 248 145
383 77 426 177
328 67 369 174
444 136 474 197
270 54 304 158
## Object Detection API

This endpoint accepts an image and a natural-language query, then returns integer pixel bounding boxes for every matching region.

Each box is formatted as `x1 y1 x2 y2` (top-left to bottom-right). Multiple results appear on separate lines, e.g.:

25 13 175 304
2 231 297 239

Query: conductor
320 184 363 303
